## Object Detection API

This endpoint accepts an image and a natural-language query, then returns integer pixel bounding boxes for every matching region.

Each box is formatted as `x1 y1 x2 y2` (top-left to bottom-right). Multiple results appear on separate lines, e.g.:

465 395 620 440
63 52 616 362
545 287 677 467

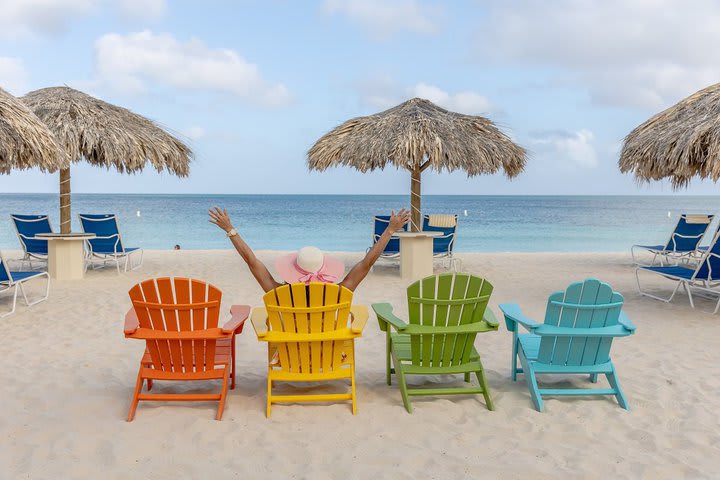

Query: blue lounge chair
0 250 50 317
371 215 408 260
631 214 714 266
78 214 143 273
636 230 720 313
11 214 53 270
422 214 460 271
499 278 636 412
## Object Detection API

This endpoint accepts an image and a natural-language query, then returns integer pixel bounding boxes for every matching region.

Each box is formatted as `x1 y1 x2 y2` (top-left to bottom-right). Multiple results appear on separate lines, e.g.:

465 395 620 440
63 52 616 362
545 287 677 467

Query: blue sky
1 0 719 195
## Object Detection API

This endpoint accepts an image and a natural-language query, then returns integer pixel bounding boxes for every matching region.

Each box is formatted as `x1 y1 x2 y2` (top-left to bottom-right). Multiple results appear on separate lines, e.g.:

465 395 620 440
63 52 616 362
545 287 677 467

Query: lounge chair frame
0 251 50 318
11 214 52 271
631 214 714 266
79 214 144 273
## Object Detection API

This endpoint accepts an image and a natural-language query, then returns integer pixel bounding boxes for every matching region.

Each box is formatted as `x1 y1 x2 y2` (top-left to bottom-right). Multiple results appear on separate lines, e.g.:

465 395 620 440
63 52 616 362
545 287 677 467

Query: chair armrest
251 307 269 339
124 308 139 335
371 303 408 332
498 303 540 332
350 305 369 334
482 308 500 329
618 311 636 333
222 305 251 333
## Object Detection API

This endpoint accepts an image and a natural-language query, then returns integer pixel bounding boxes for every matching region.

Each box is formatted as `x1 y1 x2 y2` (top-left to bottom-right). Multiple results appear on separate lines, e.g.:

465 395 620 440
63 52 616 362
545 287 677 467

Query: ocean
0 194 718 252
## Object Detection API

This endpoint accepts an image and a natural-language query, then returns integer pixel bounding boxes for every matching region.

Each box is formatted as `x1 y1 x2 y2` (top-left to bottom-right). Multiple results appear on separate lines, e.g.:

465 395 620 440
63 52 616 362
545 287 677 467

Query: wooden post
59 168 71 234
410 166 421 232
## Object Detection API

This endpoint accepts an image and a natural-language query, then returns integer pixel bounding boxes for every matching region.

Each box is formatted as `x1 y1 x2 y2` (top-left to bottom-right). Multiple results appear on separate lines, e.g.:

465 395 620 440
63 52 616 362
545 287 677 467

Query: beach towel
427 214 457 228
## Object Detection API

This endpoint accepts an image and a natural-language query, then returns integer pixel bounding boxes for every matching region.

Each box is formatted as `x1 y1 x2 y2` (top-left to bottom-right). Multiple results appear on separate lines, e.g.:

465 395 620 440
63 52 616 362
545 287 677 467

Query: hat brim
275 252 345 284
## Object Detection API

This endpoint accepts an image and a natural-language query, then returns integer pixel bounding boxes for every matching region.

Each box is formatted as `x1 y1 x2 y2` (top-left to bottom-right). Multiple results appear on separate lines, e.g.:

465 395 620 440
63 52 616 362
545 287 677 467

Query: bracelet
226 228 238 238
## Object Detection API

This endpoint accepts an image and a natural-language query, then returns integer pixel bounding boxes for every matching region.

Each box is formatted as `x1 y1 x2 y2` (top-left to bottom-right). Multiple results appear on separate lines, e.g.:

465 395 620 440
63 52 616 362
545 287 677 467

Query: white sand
1 250 718 479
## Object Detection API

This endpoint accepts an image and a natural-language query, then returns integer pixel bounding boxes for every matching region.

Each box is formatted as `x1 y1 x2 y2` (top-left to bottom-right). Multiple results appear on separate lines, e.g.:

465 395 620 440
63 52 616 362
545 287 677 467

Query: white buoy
463 209 468 216
667 211 671 218
136 210 141 217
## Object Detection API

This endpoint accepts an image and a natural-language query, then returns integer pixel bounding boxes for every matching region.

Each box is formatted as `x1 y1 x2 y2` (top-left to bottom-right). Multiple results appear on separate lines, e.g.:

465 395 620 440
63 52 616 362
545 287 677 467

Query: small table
35 233 96 280
392 231 442 282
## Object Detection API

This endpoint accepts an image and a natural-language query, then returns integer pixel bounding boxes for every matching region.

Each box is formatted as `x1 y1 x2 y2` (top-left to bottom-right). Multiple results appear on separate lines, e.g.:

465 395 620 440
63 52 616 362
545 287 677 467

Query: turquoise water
0 194 718 252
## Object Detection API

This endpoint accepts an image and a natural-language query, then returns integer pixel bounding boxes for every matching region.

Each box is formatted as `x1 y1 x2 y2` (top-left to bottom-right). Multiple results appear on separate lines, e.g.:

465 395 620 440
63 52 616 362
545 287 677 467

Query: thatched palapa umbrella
22 86 192 233
620 82 720 188
308 98 526 231
0 87 67 174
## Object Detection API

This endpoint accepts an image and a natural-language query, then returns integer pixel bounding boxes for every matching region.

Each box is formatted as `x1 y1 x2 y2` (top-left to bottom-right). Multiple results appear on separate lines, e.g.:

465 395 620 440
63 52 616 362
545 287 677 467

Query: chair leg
351 365 357 415
511 336 519 381
0 284 19 318
386 331 392 385
475 368 494 411
392 351 412 413
464 372 471 382
266 374 272 418
589 373 598 383
127 368 144 422
519 353 543 412
216 366 230 420
606 366 629 410
231 335 236 390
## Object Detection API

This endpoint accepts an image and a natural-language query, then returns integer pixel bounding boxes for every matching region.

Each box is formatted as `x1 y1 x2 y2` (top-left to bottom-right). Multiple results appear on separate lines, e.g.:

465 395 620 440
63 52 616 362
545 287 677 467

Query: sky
1 0 719 196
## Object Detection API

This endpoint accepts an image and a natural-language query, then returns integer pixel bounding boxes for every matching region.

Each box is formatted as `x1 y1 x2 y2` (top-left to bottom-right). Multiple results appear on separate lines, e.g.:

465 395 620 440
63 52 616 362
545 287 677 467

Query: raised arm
340 209 411 291
208 207 281 292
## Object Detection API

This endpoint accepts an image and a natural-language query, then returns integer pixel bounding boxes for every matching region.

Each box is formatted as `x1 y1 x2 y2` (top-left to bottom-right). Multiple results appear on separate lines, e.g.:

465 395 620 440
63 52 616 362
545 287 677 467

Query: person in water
208 207 411 292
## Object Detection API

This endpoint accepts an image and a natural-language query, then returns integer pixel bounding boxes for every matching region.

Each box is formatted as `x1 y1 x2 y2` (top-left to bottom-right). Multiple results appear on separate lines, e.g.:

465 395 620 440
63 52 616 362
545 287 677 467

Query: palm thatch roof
620 83 720 188
0 87 67 174
21 86 192 176
307 97 526 177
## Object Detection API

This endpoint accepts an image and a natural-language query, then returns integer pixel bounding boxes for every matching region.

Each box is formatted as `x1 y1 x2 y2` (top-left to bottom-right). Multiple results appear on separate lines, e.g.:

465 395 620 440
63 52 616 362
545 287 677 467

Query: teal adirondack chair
499 278 636 412
372 273 498 413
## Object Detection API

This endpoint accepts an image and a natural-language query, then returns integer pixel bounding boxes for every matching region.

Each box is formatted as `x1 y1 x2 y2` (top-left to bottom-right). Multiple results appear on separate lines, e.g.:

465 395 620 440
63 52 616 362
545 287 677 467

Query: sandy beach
1 250 718 479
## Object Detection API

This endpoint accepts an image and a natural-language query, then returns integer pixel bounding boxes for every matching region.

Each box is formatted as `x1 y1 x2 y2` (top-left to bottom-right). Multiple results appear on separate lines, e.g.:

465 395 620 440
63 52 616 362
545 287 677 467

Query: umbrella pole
59 168 71 234
410 166 421 232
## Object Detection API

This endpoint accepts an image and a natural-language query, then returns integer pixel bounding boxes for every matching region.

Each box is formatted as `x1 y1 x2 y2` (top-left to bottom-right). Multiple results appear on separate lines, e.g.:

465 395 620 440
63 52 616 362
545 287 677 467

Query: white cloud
322 0 442 39
358 78 494 114
182 126 206 140
94 31 291 106
530 129 597 168
0 57 28 94
477 0 720 108
117 0 166 21
0 0 95 38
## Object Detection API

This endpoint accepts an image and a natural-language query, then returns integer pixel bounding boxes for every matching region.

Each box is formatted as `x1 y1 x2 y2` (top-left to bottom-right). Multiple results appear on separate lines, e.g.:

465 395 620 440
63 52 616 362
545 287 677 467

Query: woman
208 207 410 292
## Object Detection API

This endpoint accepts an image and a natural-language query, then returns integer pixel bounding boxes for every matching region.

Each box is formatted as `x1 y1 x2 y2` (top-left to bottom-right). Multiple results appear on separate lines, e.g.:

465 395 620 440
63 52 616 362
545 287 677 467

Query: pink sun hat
275 246 345 284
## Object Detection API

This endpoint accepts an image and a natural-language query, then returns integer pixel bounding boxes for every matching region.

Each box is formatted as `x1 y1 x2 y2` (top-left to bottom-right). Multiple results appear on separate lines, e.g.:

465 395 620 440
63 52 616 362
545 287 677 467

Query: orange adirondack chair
123 277 250 421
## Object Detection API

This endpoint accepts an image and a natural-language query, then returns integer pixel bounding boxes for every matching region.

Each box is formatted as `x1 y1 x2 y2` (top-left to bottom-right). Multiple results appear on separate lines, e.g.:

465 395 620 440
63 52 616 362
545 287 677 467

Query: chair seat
141 337 232 367
7 271 46 283
517 333 541 361
641 265 697 280
391 332 480 363
93 246 141 255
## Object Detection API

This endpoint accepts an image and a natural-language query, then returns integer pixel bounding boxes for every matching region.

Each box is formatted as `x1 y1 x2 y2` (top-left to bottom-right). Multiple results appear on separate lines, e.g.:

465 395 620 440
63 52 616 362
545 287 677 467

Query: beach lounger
78 214 143 272
631 214 713 266
422 214 460 271
372 273 498 413
371 215 407 260
251 282 368 417
123 277 250 421
499 278 635 412
636 230 720 313
0 250 50 318
11 214 52 270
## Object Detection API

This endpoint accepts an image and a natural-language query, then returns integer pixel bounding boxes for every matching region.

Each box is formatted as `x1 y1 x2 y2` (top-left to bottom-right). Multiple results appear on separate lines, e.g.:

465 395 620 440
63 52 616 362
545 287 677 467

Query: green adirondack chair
499 278 636 412
372 273 498 413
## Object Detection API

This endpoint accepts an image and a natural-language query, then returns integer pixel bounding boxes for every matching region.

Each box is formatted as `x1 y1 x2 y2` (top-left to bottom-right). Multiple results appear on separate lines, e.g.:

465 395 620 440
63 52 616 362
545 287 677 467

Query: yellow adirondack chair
251 282 368 417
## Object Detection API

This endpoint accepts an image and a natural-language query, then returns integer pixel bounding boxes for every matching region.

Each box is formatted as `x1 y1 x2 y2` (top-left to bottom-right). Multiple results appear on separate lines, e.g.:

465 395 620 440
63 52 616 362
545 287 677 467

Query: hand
208 207 234 233
387 208 411 233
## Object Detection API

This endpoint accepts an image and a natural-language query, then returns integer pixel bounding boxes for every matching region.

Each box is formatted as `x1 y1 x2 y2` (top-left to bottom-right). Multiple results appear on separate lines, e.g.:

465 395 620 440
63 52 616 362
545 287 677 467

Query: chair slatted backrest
539 279 623 366
263 282 353 374
694 230 720 281
11 214 52 255
373 216 404 254
407 273 492 368
79 214 125 253
0 252 12 284
665 214 713 252
422 215 457 255
128 278 222 373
